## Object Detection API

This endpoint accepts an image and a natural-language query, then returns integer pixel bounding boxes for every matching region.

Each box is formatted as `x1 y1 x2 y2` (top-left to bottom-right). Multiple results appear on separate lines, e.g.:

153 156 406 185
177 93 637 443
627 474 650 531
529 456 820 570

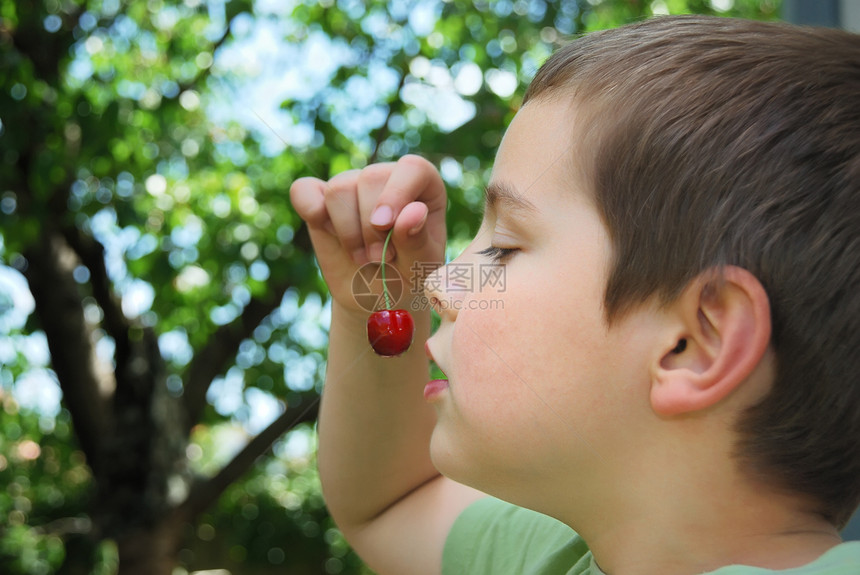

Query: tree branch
183 280 291 427
23 231 113 474
177 394 319 520
183 222 314 427
62 225 130 349
33 516 93 537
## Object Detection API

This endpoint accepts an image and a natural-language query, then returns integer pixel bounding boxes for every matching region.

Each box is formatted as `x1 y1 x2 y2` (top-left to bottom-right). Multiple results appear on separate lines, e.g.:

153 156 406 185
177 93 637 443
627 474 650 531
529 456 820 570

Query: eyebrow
484 181 538 215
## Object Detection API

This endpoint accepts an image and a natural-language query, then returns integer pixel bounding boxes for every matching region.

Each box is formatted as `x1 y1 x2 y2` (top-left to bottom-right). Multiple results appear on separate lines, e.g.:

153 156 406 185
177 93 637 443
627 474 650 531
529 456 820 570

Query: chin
428 428 523 501
428 426 484 487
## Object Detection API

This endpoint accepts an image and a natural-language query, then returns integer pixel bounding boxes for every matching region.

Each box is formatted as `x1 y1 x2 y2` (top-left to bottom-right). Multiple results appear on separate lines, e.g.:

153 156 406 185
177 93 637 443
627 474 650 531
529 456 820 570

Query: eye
476 246 518 262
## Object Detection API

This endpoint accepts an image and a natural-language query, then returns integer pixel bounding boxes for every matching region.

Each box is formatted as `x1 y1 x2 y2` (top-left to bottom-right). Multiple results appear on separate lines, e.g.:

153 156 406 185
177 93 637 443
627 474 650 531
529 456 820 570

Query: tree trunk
115 517 187 575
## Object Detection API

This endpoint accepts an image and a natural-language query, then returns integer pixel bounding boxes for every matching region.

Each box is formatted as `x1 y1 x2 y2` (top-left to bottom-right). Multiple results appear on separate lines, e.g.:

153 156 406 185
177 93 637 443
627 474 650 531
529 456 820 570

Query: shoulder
442 497 595 575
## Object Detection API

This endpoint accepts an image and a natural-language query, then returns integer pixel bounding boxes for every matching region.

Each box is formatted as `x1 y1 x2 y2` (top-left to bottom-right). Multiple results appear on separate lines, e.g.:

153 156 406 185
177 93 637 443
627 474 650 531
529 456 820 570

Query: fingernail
369 242 384 261
352 248 366 265
408 211 428 236
370 205 392 227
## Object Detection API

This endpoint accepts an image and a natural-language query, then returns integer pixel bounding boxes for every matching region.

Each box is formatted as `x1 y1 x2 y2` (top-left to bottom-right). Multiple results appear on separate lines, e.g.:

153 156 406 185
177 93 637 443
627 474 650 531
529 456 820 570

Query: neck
590 520 841 575
569 470 842 575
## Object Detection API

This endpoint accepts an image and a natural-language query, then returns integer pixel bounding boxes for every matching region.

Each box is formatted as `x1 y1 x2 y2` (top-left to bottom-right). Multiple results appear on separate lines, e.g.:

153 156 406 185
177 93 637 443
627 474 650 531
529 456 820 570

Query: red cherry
367 309 414 357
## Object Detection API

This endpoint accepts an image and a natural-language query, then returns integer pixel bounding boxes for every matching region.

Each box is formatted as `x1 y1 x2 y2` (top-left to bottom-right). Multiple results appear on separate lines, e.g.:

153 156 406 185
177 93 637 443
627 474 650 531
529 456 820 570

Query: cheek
445 283 585 436
439 301 543 442
459 263 607 382
449 258 620 432
451 292 527 406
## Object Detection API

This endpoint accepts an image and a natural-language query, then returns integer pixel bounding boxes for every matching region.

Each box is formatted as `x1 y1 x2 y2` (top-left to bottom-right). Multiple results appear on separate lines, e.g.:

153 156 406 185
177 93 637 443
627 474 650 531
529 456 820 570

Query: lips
424 378 449 401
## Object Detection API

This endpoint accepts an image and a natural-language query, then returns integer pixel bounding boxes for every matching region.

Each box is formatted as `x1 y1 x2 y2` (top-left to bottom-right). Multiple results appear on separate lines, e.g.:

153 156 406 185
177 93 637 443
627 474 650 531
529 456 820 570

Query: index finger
360 155 447 261
365 155 447 231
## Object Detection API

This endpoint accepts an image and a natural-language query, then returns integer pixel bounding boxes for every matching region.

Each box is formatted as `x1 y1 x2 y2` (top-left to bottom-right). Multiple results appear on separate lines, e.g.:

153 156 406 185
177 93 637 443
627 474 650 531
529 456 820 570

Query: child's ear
650 266 772 417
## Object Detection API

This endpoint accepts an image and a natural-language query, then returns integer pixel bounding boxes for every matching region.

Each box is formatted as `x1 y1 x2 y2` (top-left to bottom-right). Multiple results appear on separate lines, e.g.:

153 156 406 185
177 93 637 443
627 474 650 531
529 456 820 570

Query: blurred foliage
180 423 371 575
0 392 91 574
0 0 781 573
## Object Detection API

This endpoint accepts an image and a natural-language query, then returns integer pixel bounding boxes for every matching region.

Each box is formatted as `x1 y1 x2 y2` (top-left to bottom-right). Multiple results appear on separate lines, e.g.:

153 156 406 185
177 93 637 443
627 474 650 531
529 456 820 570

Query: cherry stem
381 228 394 310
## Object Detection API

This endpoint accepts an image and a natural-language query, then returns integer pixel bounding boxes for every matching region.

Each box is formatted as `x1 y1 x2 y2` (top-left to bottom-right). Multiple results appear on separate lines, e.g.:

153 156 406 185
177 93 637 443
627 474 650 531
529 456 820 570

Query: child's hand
289 155 447 315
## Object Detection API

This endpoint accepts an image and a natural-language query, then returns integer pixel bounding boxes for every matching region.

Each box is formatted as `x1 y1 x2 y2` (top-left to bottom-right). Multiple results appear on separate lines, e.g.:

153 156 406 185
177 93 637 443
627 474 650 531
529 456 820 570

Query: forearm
317 300 440 533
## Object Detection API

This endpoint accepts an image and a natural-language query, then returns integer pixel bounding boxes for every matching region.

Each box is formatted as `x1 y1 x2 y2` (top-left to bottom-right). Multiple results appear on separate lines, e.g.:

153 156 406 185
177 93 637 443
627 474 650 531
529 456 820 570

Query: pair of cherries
367 228 414 357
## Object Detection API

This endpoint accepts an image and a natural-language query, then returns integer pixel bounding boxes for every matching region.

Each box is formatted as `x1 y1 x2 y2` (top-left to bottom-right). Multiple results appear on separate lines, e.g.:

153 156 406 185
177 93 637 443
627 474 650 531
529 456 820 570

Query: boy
289 15 860 575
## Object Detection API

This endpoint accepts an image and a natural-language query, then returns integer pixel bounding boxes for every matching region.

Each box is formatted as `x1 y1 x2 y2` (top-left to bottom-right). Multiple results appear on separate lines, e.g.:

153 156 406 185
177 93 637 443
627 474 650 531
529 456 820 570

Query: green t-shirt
442 497 860 575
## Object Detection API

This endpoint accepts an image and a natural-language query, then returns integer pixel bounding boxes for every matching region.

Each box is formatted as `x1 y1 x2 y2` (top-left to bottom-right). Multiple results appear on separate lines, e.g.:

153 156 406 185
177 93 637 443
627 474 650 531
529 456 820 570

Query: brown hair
525 15 860 527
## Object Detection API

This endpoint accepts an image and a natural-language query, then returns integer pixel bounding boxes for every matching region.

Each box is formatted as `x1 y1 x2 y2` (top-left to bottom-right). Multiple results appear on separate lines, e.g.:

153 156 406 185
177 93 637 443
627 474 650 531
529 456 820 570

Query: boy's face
425 100 662 511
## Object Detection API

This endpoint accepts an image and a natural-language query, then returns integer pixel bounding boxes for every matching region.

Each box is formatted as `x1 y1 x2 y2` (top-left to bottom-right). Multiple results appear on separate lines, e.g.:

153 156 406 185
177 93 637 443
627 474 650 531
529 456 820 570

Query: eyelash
477 246 518 262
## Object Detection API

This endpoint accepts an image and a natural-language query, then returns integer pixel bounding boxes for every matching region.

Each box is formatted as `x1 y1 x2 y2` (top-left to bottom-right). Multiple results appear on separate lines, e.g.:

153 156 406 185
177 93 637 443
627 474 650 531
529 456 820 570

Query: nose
423 262 465 322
